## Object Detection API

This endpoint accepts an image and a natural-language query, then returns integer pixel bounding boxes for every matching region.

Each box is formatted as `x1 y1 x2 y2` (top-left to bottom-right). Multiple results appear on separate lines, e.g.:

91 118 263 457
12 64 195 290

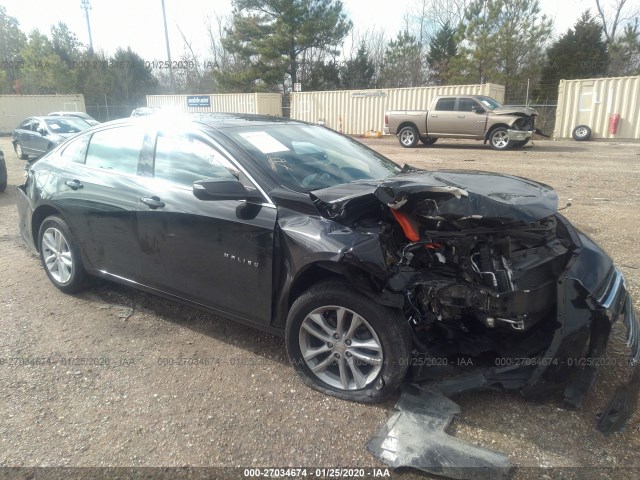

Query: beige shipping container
555 75 640 140
146 93 282 116
0 94 86 134
290 84 505 135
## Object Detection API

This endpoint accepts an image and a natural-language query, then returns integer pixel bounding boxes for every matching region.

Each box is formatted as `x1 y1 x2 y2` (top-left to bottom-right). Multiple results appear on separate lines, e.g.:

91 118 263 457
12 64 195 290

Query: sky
2 0 595 63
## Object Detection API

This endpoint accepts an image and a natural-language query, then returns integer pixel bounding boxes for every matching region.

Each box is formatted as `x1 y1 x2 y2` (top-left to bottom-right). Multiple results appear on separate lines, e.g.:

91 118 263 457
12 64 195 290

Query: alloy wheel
298 305 384 390
400 129 416 146
41 227 73 284
492 130 510 148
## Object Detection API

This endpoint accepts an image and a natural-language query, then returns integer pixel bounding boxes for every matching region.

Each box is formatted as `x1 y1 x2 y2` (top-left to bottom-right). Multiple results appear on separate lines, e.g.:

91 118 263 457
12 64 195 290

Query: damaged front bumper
507 129 533 141
368 220 639 478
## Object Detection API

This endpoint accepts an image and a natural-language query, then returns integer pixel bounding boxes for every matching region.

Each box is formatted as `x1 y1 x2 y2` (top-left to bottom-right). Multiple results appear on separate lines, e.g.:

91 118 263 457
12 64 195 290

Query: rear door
136 130 277 325
426 97 458 136
55 125 151 282
15 118 36 154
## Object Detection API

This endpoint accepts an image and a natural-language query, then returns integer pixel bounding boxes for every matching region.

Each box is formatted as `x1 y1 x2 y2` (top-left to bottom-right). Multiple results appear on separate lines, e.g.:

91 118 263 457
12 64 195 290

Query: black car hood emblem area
310 170 558 226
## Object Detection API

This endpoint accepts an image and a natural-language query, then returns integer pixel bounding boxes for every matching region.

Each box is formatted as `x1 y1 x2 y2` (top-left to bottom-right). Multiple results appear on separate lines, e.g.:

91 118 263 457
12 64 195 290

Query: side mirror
38 128 47 136
193 178 262 202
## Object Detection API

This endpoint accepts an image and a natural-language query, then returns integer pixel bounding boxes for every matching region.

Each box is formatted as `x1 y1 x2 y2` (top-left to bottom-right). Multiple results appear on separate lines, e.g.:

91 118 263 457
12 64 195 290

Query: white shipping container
146 93 282 116
0 94 86 134
290 84 505 135
555 75 640 140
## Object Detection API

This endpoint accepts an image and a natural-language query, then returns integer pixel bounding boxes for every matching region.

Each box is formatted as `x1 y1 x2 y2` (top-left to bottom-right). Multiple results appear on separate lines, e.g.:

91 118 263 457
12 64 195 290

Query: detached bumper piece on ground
367 386 511 480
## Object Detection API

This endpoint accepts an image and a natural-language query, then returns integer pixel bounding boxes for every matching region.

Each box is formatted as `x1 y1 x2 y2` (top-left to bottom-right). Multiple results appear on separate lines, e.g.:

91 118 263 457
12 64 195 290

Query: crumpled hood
492 106 538 116
310 170 558 224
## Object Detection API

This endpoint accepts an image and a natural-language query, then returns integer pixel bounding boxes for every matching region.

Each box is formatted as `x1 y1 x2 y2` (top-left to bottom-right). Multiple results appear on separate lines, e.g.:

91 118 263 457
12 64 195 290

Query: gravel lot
0 134 639 479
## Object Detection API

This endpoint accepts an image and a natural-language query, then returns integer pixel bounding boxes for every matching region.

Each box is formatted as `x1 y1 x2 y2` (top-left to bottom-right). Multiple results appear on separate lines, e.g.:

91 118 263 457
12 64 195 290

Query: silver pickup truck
384 95 538 150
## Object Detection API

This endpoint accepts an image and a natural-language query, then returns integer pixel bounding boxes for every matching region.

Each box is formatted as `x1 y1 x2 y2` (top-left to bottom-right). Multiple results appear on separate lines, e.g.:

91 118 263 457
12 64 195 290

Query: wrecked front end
310 170 639 436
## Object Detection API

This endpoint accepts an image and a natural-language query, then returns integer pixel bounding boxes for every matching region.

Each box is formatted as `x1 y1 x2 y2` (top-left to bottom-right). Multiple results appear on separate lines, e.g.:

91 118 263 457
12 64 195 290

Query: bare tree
594 0 640 74
595 0 639 42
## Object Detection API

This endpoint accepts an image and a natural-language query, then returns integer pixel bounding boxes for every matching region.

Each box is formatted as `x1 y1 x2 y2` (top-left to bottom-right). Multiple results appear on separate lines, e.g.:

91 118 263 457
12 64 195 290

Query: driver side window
458 98 481 112
153 134 238 187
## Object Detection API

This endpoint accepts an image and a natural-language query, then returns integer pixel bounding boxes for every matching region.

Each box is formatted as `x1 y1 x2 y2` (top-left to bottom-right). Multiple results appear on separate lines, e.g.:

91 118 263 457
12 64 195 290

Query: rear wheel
489 127 513 150
15 143 28 160
398 125 419 148
286 280 412 403
38 216 89 293
420 136 438 146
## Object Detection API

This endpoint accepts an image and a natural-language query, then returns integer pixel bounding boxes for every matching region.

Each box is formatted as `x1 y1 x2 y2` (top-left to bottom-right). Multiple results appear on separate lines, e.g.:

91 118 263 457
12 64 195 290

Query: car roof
49 111 90 116
27 116 82 121
95 113 301 132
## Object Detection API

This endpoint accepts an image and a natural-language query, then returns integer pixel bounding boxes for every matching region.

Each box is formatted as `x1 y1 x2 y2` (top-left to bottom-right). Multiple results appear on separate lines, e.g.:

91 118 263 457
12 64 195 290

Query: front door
136 131 277 325
455 97 488 137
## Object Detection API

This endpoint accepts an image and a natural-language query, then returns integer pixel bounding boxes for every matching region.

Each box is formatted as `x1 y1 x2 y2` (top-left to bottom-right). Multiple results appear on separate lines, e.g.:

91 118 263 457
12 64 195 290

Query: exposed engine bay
297 167 638 478
310 168 639 437
382 206 570 377
312 170 576 378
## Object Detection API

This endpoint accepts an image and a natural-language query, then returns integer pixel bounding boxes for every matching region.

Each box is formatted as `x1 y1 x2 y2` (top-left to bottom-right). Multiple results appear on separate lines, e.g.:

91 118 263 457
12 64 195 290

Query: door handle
430 114 438 117
65 179 83 190
457 115 466 118
141 196 165 209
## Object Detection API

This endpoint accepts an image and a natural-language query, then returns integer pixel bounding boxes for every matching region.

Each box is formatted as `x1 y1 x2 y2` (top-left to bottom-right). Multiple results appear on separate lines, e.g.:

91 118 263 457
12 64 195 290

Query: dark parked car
48 111 100 126
0 149 7 192
15 114 639 434
12 116 92 160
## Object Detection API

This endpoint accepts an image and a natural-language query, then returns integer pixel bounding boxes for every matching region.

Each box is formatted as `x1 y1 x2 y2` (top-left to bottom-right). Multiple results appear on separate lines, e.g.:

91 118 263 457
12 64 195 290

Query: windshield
223 124 402 191
45 118 91 134
476 96 503 110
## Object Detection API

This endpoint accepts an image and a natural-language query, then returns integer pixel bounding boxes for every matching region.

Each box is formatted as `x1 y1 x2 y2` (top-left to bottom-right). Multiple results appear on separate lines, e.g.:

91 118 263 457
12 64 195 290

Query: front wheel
489 127 513 150
38 216 89 293
286 280 412 403
398 125 419 148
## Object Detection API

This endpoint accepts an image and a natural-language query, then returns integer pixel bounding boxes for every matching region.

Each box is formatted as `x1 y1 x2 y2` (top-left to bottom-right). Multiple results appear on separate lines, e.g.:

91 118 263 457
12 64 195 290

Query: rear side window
434 98 455 111
85 126 145 175
153 135 237 187
61 134 90 164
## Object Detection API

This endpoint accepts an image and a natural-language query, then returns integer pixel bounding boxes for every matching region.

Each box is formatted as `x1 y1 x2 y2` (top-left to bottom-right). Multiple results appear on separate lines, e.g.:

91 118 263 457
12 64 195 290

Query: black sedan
12 116 92 160
15 114 639 433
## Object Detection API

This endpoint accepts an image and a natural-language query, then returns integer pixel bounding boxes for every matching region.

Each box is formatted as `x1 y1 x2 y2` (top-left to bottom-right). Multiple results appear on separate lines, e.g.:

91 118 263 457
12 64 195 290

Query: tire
572 125 592 141
420 137 438 146
488 127 513 150
398 125 419 148
512 138 530 149
38 215 89 293
0 155 7 193
15 142 28 160
286 280 412 403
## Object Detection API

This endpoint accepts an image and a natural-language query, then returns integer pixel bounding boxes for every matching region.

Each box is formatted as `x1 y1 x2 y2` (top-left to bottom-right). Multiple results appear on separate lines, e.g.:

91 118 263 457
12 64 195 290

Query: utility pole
80 0 94 55
160 0 176 91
